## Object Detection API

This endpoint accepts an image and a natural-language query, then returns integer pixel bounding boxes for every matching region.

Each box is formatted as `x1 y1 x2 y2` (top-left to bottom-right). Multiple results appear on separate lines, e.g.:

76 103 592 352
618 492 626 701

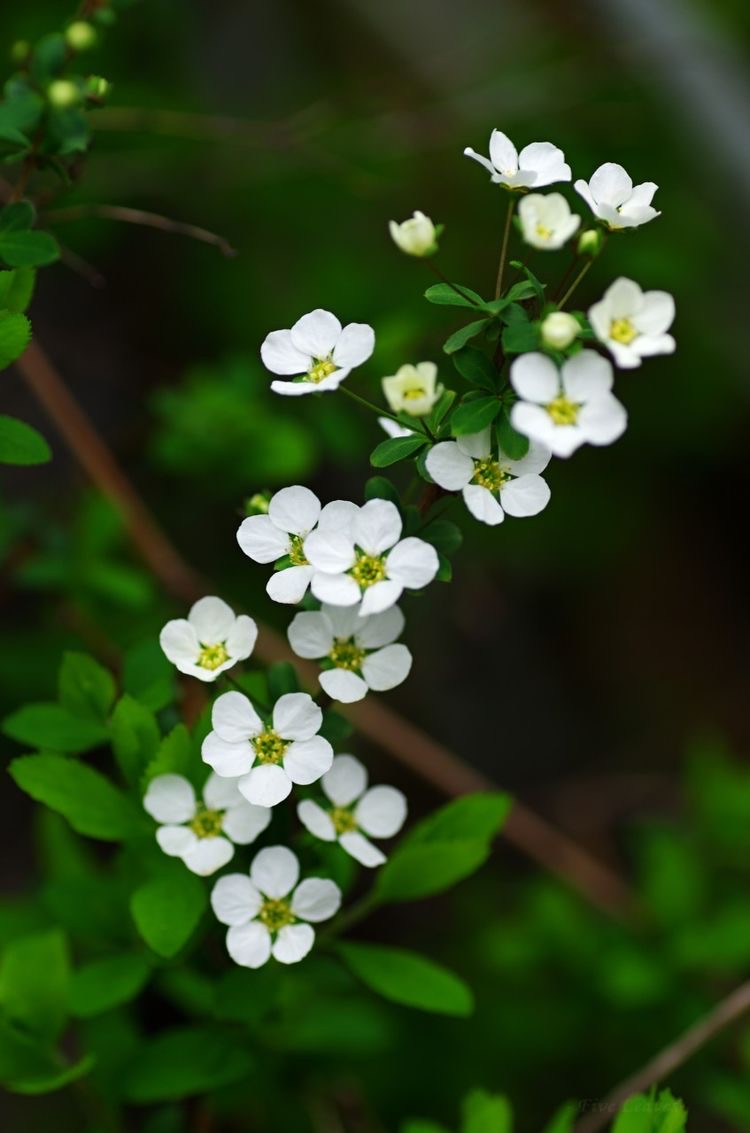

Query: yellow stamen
610 317 638 345
546 396 579 425
252 729 288 765
472 458 509 492
189 805 224 838
198 642 230 671
258 897 295 930
329 638 366 671
350 553 387 588
330 806 358 835
307 359 338 383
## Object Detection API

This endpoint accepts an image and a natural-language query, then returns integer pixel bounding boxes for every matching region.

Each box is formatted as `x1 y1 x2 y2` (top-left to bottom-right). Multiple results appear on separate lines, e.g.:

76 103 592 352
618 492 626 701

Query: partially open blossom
389 211 438 257
464 129 571 190
510 350 627 458
588 277 675 369
382 362 443 417
518 193 580 250
541 311 580 351
159 597 257 682
261 309 374 396
211 845 341 967
143 773 271 875
288 604 411 703
298 755 407 867
574 163 660 230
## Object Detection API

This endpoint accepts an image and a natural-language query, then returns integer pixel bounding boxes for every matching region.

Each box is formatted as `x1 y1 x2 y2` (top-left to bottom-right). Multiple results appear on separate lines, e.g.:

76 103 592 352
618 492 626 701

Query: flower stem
426 261 481 307
494 197 515 300
558 258 594 310
340 386 397 422
320 892 380 942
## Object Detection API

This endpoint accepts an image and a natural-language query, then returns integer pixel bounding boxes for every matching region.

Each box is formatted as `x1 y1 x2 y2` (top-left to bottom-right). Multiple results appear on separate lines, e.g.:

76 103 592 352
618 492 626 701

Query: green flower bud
85 75 111 101
577 228 603 257
47 79 80 109
65 21 98 52
244 492 271 516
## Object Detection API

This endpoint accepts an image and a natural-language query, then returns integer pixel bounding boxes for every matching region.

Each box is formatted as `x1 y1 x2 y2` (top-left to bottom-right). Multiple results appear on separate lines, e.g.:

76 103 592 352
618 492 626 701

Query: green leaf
612 1091 687 1133
419 519 463 556
426 388 457 430
58 651 116 723
9 754 141 840
0 930 69 1041
443 319 491 354
508 261 546 305
405 792 512 846
450 395 501 436
143 723 194 786
462 1090 512 1133
0 202 35 232
365 475 402 506
0 415 50 465
370 433 428 468
375 839 490 902
110 695 160 786
3 702 107 752
541 1102 577 1133
338 942 473 1017
436 553 452 583
452 346 497 393
319 708 354 746
123 638 175 712
0 268 35 312
424 282 486 309
0 1018 94 1095
267 661 300 700
496 411 530 461
505 278 540 304
402 1123 452 1133
70 953 152 1018
0 310 31 369
501 319 540 355
0 229 60 269
120 1026 252 1102
131 865 207 958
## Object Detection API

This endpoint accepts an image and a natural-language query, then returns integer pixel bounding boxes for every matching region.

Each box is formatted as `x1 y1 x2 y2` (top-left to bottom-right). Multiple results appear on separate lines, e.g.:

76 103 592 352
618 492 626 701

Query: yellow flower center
197 642 230 671
307 358 338 384
288 534 309 567
610 317 638 345
329 638 366 671
402 385 427 400
535 223 553 241
189 805 224 839
350 552 387 588
546 396 580 425
258 898 295 931
252 729 288 765
330 806 358 835
472 458 509 492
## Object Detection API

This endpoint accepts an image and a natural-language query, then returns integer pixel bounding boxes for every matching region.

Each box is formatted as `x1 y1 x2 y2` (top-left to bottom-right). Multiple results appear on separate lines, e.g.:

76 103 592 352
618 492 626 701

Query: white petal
287 610 334 659
518 142 570 185
510 402 559 449
501 439 551 477
188 596 235 643
291 878 342 923
224 615 258 662
272 923 315 965
462 484 504 526
297 799 337 841
321 603 361 639
211 873 262 925
203 771 244 809
271 378 323 396
222 801 273 844
273 692 322 741
304 529 356 573
573 179 597 215
456 427 492 460
356 785 408 838
588 162 633 207
354 605 405 649
144 775 196 824
212 691 262 743
353 499 402 555
202 732 254 778
361 644 412 691
499 474 551 518
633 291 675 335
359 579 403 617
183 836 235 876
600 276 642 318
290 309 342 358
386 538 439 590
236 515 290 564
510 353 559 403
318 500 359 535
425 442 474 491
319 668 369 703
625 181 658 210
239 765 292 808
379 416 413 439
251 844 300 898
310 570 362 607
561 350 613 401
339 831 386 868
323 754 368 807
578 394 628 446
284 736 334 785
267 565 315 605
226 921 272 968
260 329 310 375
633 333 675 358
268 485 321 537
488 129 518 174
464 147 496 176
159 620 199 669
156 824 197 857
332 323 375 369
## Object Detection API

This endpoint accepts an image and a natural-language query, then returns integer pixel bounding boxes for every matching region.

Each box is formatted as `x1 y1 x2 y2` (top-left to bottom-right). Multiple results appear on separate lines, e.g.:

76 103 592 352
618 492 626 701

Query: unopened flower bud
389 211 439 257
65 21 98 52
382 362 443 417
244 492 271 516
11 40 30 65
47 79 80 109
541 312 580 351
577 228 603 257
85 75 111 101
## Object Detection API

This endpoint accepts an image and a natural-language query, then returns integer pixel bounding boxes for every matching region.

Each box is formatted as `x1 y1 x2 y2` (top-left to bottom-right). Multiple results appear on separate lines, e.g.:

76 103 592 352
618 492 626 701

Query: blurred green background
3 0 750 1129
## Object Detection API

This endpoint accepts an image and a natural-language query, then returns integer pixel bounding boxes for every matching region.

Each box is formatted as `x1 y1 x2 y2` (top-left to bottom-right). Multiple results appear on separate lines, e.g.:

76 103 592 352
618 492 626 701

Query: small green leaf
0 229 59 269
319 708 354 746
0 930 69 1042
424 282 486 309
443 319 491 354
0 267 36 312
0 201 35 232
419 519 462 556
267 661 299 699
450 396 501 437
338 942 473 1017
405 792 512 846
452 346 497 393
110 696 160 786
541 1102 577 1133
70 953 152 1018
131 864 207 958
375 839 490 903
612 1090 687 1133
504 278 539 303
58 651 116 723
120 1026 252 1103
462 1090 512 1133
365 476 402 506
0 310 31 369
501 319 540 355
9 754 141 840
3 702 106 752
143 724 193 786
0 415 50 465
496 411 530 461
436 553 452 583
0 1018 94 1096
370 433 428 468
122 638 175 712
509 260 546 305
402 1122 452 1133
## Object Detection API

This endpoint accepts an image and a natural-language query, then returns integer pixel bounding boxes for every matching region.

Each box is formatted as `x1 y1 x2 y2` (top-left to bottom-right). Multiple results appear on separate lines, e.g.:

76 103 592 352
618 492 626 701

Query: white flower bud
388 211 438 257
541 312 580 351
577 228 604 257
382 362 443 417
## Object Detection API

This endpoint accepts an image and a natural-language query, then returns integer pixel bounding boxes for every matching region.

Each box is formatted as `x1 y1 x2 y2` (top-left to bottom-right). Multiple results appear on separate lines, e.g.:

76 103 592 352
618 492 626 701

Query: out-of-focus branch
44 204 237 258
13 339 636 920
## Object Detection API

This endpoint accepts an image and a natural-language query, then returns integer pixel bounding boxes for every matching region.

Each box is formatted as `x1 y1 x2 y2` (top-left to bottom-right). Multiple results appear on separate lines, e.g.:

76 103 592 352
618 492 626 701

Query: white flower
518 193 580 250
510 350 627 458
159 597 257 682
202 690 333 808
588 277 675 369
143 773 271 876
303 498 439 616
211 845 341 967
426 427 551 527
288 604 412 703
378 417 413 439
382 362 443 417
464 129 571 190
541 311 580 351
389 211 438 257
298 755 407 867
236 485 358 605
574 163 660 230
260 308 375 397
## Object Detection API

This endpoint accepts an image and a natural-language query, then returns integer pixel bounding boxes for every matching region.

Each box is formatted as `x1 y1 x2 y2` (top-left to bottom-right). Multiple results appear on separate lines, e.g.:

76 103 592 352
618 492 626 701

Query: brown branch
43 204 237 258
13 339 635 920
574 980 750 1133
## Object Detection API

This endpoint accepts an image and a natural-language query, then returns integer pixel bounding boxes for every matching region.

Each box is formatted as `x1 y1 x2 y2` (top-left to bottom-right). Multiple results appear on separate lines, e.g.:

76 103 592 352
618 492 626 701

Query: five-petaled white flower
288 604 411 703
510 350 627 458
426 427 551 526
518 193 580 250
303 498 439 616
574 163 660 230
260 308 375 396
211 845 341 967
464 129 571 190
588 277 675 369
298 754 407 867
382 361 443 418
389 211 438 257
159 596 257 683
237 485 358 605
202 690 333 808
143 772 271 876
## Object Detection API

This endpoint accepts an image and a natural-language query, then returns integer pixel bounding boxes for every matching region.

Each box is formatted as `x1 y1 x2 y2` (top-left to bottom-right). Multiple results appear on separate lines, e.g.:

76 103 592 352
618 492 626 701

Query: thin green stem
319 892 380 942
340 387 436 442
558 258 594 310
426 260 481 307
493 197 515 300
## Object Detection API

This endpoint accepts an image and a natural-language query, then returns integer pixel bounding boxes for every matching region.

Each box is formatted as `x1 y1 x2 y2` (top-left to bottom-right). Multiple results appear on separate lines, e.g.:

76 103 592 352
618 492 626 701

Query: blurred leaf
375 839 490 903
419 519 463 556
501 318 539 355
0 1018 93 1095
123 639 175 712
0 310 31 369
338 941 473 1017
0 415 50 465
462 1089 512 1133
58 651 116 723
497 411 530 460
452 346 497 393
130 864 206 958
0 929 69 1042
365 475 402 506
319 708 354 746
70 953 152 1018
9 754 141 840
3 702 106 751
110 695 160 786
143 724 194 786
451 396 501 436
213 965 282 1027
0 229 59 269
267 661 300 700
542 1102 577 1133
405 792 511 846
120 1026 252 1102
0 267 36 312
637 827 707 927
402 1123 452 1133
371 433 428 467
612 1090 686 1133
